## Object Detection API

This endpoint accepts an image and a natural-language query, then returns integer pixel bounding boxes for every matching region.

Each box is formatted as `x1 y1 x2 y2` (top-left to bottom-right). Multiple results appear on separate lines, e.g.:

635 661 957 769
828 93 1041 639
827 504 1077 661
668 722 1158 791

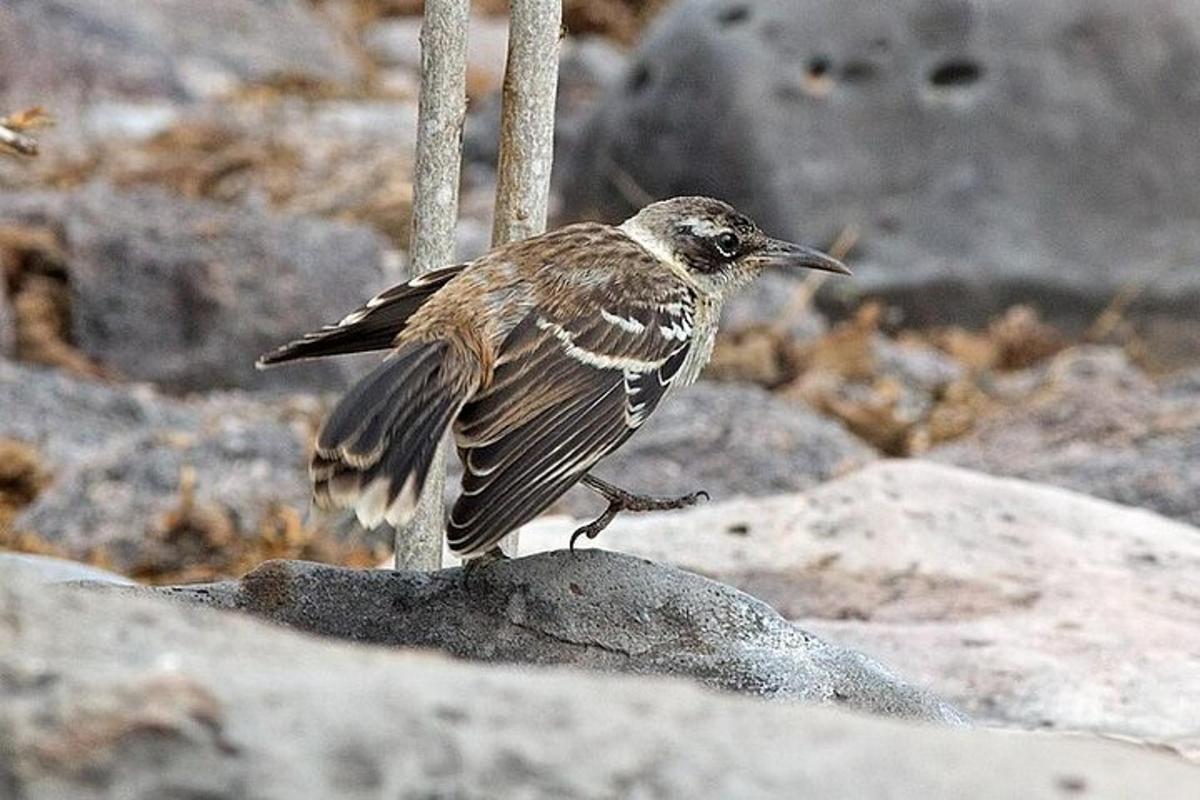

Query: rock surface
519 461 1200 751
364 13 511 98
75 98 424 248
3 568 1198 799
465 34 630 174
0 184 390 392
562 0 1200 337
0 0 360 109
140 551 963 722
0 552 133 585
930 347 1200 527
0 361 318 573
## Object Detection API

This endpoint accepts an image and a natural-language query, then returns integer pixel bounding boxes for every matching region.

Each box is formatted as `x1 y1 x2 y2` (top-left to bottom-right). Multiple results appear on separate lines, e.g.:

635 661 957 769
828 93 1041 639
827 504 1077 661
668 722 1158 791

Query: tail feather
312 341 474 529
256 264 466 367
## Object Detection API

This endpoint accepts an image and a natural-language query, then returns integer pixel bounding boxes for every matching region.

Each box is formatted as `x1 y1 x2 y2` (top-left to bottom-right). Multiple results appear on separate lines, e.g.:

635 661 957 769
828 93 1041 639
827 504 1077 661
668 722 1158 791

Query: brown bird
258 196 849 557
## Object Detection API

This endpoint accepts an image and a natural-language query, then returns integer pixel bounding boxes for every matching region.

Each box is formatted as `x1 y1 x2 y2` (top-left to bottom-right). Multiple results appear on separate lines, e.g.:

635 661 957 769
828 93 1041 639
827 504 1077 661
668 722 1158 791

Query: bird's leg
570 474 709 550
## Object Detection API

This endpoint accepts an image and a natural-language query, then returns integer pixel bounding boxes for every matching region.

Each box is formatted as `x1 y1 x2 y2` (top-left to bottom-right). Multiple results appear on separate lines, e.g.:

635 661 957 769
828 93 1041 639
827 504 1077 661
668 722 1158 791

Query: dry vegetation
131 466 386 584
0 453 386 585
709 301 1069 456
0 440 52 539
0 224 108 378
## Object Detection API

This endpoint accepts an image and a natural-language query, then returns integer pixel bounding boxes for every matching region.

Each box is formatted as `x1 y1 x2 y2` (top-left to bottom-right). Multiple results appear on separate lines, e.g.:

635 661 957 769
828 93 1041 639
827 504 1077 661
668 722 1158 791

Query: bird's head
620 196 849 296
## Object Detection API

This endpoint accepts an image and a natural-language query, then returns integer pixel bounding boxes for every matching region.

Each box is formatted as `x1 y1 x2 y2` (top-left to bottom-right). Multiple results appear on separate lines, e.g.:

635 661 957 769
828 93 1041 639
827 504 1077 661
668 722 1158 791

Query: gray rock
519 461 1200 747
0 0 360 107
929 347 1200 527
562 0 1200 338
0 553 133 585
0 184 389 392
144 552 963 723
448 381 875 518
0 361 192 462
465 35 630 170
0 361 315 571
18 413 311 571
720 271 829 341
873 335 967 391
3 567 1199 798
1164 366 1200 400
364 13 511 97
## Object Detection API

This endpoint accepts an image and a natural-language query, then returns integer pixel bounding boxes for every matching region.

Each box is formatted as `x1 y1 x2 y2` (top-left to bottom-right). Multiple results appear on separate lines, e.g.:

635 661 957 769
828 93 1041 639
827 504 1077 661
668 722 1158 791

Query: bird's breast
678 296 723 386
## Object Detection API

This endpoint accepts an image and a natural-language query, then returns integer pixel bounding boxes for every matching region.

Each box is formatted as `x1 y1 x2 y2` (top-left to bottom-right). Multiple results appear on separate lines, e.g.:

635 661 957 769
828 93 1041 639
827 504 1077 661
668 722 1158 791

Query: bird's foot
570 474 708 551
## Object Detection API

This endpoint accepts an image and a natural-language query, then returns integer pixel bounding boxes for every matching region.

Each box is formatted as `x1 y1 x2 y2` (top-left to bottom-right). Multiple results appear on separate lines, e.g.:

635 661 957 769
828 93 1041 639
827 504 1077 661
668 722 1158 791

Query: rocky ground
2 0 1199 795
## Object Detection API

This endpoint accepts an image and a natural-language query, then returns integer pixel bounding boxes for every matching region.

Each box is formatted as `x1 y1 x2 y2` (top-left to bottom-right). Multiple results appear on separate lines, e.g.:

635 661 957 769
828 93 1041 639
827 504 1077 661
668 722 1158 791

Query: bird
257 196 849 558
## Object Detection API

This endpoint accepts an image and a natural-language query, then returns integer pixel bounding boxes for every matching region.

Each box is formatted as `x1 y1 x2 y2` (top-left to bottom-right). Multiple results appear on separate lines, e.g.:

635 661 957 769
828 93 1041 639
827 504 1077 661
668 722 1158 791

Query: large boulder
561 0 1200 341
929 347 1200 527
0 0 360 108
519 461 1200 750
2 567 1198 799
0 184 390 392
142 551 963 722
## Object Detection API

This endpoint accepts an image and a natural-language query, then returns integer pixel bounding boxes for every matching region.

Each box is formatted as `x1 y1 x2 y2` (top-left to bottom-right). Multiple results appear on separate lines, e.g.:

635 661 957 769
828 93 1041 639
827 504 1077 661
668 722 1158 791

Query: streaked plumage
258 196 849 556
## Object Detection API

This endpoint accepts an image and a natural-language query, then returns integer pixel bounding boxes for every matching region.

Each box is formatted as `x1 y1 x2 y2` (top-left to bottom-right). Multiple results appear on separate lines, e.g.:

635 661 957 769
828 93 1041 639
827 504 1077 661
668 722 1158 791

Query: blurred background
0 0 1197 582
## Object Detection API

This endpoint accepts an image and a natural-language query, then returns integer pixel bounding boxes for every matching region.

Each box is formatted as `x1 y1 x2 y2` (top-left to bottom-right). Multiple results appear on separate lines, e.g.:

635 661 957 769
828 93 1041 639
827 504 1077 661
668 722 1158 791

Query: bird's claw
568 485 710 553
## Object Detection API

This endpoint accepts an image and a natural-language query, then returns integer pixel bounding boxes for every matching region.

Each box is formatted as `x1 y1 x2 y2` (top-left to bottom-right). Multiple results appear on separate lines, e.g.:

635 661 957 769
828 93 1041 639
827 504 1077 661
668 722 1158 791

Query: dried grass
0 225 110 378
713 301 1067 456
0 439 51 537
103 118 416 249
125 466 388 584
1 458 387 584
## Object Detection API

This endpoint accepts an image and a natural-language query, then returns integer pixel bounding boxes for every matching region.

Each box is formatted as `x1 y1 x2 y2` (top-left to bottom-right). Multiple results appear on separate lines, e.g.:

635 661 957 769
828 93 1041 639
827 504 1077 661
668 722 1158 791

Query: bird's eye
714 231 740 257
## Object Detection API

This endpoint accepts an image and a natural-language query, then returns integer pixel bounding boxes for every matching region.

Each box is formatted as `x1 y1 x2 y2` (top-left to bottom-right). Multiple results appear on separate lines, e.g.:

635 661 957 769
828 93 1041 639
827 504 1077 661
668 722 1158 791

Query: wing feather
447 287 695 555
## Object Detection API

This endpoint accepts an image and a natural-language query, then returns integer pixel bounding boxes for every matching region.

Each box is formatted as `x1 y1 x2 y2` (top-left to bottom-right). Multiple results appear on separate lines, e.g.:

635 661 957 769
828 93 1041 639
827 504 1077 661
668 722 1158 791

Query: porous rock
561 0 1200 340
0 281 14 358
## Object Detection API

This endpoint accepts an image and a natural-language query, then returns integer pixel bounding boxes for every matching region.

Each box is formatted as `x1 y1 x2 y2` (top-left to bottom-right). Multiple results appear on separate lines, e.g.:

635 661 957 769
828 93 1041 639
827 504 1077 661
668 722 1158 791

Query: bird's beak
757 238 851 275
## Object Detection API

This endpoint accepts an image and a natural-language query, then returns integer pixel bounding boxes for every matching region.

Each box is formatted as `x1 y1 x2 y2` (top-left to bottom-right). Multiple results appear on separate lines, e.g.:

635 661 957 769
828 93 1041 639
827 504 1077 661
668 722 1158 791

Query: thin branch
491 1 562 247
395 0 471 572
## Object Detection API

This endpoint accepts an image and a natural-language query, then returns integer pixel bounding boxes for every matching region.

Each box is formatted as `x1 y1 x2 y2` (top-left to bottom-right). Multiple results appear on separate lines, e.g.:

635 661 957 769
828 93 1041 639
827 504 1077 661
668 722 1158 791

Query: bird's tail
256 263 465 367
311 340 474 529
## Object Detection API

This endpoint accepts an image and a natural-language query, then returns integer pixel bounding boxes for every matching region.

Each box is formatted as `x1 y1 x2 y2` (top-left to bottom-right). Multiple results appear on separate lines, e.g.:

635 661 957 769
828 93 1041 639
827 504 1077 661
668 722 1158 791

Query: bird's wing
256 263 467 366
447 281 696 555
